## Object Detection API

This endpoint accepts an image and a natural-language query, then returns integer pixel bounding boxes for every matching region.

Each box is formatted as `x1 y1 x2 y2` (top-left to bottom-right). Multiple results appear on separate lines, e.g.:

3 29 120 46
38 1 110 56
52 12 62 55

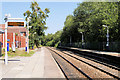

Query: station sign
8 22 24 26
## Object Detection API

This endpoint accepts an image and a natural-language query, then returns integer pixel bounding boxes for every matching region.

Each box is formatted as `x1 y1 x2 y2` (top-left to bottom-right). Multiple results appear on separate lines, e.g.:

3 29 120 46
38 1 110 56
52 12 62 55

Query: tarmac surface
0 47 64 79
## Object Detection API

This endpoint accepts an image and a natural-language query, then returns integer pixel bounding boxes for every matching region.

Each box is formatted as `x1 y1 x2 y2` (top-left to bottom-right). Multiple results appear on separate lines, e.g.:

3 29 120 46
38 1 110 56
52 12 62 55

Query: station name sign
8 22 24 26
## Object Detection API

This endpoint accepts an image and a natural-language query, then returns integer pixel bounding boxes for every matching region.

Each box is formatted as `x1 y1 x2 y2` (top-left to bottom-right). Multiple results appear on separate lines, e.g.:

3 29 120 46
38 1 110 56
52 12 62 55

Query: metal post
81 32 84 48
82 32 84 48
27 27 29 53
103 25 109 50
70 36 72 46
3 33 4 48
12 33 15 52
106 26 109 49
5 18 8 65
27 18 29 53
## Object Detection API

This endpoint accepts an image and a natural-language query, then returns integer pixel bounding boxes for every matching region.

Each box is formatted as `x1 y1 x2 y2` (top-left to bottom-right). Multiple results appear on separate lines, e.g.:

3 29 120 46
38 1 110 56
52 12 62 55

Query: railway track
47 47 119 80
61 49 120 71
48 47 93 80
58 47 120 69
57 47 120 71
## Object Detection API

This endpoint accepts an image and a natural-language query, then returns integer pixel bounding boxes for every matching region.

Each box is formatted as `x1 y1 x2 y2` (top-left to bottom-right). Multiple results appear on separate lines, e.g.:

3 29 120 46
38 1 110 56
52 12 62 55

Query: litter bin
0 42 2 56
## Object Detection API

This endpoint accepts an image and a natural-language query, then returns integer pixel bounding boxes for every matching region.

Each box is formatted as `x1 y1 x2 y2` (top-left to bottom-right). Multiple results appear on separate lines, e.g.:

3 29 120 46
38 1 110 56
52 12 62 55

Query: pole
12 33 15 52
3 33 4 48
106 26 109 50
27 27 29 53
70 36 72 46
80 32 84 48
5 19 8 65
103 25 109 50
27 18 29 53
82 32 84 48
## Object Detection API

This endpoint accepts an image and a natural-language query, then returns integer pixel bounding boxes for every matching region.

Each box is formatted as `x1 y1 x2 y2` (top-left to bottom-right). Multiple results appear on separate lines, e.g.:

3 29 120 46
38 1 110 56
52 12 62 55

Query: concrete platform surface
0 47 64 78
61 47 119 57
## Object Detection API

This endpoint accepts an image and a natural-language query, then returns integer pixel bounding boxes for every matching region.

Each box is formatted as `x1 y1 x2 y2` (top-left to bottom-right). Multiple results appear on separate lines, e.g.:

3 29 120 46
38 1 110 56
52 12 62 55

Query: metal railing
60 42 120 52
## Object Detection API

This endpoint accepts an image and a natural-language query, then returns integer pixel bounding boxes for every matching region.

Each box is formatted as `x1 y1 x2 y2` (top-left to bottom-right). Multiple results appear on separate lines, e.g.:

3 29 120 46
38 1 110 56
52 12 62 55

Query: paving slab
44 47 64 78
1 47 64 78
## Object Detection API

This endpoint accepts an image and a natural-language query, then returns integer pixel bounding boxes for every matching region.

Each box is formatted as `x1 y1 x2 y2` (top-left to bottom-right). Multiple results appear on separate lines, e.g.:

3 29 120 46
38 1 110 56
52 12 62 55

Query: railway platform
58 46 120 69
0 47 64 78
58 46 120 57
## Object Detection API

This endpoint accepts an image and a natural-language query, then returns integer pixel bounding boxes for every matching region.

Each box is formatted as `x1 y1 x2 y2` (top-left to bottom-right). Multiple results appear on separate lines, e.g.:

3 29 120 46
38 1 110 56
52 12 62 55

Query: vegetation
2 49 35 57
42 1 120 50
24 1 50 48
42 30 62 47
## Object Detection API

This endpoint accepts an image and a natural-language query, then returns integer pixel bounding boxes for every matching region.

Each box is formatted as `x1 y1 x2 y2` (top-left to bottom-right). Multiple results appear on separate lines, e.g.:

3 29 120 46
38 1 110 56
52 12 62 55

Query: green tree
24 1 50 48
61 15 80 43
41 1 120 51
73 2 119 42
42 30 62 47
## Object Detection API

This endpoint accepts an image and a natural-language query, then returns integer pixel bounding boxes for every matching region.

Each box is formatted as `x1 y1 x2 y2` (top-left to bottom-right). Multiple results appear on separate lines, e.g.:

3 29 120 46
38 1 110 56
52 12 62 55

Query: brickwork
0 24 27 48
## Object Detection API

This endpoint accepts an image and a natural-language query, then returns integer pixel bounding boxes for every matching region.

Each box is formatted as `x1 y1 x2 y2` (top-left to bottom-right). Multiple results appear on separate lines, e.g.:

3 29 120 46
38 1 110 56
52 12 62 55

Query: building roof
0 24 27 33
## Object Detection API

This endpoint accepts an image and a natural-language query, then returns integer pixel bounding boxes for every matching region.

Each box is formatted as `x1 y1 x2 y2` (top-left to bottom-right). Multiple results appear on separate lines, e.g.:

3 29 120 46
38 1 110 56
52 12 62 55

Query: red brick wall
15 34 26 48
0 24 27 48
7 33 13 48
0 34 2 43
0 33 26 48
21 36 26 47
0 33 4 47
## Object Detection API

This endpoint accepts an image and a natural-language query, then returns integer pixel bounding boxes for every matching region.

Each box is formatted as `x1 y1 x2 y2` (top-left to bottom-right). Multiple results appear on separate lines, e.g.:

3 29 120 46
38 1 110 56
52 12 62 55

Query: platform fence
60 42 120 52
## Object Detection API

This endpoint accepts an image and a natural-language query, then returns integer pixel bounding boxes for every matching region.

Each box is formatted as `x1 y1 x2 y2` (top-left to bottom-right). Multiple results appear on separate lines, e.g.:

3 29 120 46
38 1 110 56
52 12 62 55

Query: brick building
0 24 27 48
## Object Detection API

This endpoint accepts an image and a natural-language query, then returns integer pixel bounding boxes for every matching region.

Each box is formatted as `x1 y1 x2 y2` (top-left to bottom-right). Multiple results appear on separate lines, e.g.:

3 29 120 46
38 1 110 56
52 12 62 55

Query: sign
7 39 10 41
7 43 9 51
8 22 24 26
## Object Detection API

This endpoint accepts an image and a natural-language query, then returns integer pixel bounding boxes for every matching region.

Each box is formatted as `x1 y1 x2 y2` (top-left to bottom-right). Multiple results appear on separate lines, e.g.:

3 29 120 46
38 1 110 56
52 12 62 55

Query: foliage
60 2 119 44
23 1 50 48
54 41 60 47
2 49 35 57
42 30 62 47
43 2 119 50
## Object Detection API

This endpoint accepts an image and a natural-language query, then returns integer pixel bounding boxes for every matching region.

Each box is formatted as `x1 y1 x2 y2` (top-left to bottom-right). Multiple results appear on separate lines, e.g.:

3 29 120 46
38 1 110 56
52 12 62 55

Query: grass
2 48 35 57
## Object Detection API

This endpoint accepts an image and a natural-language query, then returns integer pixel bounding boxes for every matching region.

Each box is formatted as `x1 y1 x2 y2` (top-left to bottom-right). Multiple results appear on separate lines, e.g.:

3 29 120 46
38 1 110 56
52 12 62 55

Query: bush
46 40 54 46
54 41 60 47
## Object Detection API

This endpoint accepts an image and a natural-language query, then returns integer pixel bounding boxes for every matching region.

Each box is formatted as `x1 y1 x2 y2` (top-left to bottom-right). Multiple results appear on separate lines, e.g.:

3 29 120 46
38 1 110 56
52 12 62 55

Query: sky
0 0 84 35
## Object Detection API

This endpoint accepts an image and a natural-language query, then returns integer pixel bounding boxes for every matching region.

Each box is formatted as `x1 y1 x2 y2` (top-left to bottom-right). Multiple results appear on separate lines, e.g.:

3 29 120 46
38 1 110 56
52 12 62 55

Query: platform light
4 14 11 65
103 25 109 50
26 17 31 53
80 32 84 48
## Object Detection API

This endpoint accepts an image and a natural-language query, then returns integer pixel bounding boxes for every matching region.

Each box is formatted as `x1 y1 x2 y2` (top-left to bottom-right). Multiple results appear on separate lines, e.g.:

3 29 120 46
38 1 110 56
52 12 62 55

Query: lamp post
26 17 31 53
103 25 109 50
3 32 4 48
80 32 84 48
4 14 11 65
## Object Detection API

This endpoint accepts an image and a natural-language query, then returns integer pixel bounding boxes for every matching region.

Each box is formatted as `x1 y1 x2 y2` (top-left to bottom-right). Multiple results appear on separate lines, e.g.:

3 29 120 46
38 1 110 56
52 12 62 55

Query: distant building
0 24 27 48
